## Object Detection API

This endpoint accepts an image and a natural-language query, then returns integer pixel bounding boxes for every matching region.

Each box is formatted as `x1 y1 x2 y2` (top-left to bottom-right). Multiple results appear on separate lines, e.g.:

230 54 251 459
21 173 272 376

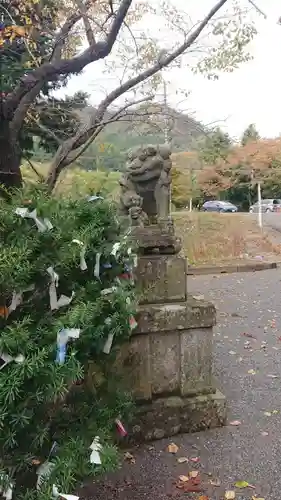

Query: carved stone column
115 220 226 442
115 145 226 442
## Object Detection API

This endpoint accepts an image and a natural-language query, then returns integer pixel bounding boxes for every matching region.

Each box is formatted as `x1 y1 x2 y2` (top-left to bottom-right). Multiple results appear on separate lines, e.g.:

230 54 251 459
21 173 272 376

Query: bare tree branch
6 0 133 118
26 112 62 145
51 0 96 63
45 0 229 188
21 154 45 181
75 0 96 47
46 95 154 188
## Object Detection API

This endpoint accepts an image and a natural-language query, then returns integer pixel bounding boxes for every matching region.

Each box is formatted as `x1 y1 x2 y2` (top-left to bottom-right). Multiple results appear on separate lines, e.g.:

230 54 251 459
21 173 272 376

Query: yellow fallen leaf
225 491 235 499
178 475 189 482
177 457 189 463
189 470 199 478
124 452 135 463
252 497 265 500
248 369 256 375
272 410 279 414
235 480 249 488
167 443 179 454
264 411 272 416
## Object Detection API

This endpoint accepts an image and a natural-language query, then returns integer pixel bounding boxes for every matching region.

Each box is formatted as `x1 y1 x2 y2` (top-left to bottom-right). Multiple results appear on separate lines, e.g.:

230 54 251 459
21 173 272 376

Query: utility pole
163 79 172 217
257 180 262 229
163 80 169 145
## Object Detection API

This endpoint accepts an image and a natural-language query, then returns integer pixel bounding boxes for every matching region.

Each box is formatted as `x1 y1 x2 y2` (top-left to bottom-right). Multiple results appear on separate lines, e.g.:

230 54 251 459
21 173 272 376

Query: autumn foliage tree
0 0 258 193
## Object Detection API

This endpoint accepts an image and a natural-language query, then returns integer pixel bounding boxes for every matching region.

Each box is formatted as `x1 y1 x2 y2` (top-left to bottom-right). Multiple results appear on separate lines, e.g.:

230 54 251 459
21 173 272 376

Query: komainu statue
119 144 172 225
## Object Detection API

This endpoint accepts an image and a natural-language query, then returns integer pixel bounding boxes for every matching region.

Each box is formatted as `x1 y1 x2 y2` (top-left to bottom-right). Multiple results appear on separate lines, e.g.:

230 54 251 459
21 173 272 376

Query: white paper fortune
47 267 59 310
0 473 13 500
72 239 87 271
52 484 79 500
0 352 25 370
111 242 121 257
56 292 75 308
94 252 101 279
36 461 55 489
15 208 53 233
103 333 114 354
101 287 117 296
56 328 80 364
8 284 35 316
47 267 74 310
87 195 104 202
89 436 102 464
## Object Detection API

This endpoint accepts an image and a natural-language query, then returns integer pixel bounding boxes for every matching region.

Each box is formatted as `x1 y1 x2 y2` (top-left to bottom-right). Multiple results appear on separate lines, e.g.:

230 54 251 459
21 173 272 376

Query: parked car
249 199 281 213
201 200 238 213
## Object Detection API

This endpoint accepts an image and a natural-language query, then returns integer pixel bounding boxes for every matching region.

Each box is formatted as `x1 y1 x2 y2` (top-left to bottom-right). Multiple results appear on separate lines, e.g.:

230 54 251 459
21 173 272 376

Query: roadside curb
187 262 278 276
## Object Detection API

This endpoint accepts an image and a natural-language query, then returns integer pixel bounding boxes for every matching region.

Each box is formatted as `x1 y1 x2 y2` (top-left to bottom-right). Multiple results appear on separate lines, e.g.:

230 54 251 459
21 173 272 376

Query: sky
60 0 281 141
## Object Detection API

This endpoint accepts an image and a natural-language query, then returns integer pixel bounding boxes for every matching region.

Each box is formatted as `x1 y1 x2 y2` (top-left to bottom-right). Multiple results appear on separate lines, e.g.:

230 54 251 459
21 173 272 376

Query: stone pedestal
118 222 226 442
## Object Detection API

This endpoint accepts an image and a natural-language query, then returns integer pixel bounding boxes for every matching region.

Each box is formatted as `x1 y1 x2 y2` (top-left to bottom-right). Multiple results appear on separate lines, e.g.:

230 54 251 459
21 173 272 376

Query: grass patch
173 211 281 265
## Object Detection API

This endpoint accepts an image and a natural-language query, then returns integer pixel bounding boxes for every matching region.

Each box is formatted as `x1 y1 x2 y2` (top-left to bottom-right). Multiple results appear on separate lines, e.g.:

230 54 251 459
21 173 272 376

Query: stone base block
133 221 181 255
129 389 227 443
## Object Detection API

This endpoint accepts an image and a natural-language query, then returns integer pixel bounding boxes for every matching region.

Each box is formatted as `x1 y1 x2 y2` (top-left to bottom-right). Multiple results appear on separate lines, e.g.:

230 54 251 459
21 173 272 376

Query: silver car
249 199 281 213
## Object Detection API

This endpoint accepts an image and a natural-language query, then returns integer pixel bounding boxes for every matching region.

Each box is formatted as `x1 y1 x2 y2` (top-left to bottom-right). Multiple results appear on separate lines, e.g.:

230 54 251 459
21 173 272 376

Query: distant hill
93 103 207 151
32 102 207 171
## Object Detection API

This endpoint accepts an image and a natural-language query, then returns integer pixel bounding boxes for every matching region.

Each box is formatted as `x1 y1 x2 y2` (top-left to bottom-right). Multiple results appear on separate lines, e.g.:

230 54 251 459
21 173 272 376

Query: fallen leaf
229 351 236 355
261 431 269 436
210 478 221 487
199 496 209 500
248 369 256 375
178 475 189 482
242 332 256 339
189 471 199 478
267 374 278 378
252 497 265 500
278 337 281 341
264 411 272 416
190 457 200 463
175 476 203 493
235 480 249 488
225 491 235 499
229 420 241 426
167 443 179 454
177 457 189 464
272 410 279 414
124 452 135 464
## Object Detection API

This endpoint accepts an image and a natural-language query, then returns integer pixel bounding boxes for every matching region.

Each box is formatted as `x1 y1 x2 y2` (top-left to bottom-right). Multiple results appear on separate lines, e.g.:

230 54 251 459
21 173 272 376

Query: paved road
80 269 281 500
262 212 281 233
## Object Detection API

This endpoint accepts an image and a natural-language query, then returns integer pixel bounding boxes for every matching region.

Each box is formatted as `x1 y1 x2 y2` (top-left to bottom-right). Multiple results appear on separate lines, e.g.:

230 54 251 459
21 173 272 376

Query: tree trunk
0 120 22 197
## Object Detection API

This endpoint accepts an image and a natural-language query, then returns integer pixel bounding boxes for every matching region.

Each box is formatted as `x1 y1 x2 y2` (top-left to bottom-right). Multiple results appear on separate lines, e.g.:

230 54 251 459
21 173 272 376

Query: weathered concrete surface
129 390 226 442
133 221 181 255
136 254 187 304
115 325 215 403
136 297 216 334
115 245 224 442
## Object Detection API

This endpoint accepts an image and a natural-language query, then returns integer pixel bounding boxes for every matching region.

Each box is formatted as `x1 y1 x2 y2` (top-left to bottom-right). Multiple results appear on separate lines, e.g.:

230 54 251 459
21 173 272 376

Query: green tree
198 128 232 164
241 123 260 145
0 186 137 499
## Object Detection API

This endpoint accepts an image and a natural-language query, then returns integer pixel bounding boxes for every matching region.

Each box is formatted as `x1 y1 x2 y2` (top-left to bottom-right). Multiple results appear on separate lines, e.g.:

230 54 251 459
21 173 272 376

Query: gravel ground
80 269 281 500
